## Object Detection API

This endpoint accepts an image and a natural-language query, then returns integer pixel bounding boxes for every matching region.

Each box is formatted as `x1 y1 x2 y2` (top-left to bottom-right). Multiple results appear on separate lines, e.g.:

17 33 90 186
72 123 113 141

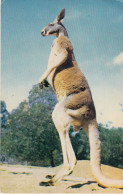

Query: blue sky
1 0 123 127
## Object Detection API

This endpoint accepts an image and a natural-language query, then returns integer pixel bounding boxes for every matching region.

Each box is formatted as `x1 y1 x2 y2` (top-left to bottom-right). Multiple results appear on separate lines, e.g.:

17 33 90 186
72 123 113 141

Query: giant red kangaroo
39 8 123 188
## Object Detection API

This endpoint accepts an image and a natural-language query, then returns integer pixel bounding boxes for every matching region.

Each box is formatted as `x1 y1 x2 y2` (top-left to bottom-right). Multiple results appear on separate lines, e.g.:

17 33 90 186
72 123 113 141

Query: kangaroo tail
88 121 123 188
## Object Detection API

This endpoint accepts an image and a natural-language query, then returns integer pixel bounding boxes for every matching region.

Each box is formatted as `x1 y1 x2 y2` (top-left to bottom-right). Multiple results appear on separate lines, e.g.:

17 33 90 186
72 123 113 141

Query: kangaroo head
41 8 68 37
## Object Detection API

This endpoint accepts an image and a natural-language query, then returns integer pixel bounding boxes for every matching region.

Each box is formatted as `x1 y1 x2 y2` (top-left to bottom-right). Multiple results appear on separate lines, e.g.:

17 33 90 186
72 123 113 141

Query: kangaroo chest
47 37 89 100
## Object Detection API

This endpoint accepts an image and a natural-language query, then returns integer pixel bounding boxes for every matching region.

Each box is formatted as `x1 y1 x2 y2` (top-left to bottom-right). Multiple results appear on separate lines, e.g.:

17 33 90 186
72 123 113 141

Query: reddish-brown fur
49 35 96 124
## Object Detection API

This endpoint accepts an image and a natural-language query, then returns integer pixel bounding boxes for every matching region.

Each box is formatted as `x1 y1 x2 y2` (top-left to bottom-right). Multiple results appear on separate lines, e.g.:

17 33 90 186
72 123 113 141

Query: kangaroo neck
56 29 68 37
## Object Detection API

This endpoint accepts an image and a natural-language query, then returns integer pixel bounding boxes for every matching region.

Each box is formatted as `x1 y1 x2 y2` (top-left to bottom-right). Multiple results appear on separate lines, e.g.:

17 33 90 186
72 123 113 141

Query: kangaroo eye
49 23 54 26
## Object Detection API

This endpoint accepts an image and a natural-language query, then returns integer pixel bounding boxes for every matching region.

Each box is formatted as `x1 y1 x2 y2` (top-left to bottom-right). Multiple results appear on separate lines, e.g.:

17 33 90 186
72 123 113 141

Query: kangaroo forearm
39 50 68 83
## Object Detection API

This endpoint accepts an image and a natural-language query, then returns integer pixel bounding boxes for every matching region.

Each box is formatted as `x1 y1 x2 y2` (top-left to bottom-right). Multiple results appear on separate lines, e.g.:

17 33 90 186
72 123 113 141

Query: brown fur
49 35 96 124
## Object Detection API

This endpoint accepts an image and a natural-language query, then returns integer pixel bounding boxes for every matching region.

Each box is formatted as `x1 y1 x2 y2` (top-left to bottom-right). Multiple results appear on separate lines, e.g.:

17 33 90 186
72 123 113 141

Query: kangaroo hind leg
51 101 77 184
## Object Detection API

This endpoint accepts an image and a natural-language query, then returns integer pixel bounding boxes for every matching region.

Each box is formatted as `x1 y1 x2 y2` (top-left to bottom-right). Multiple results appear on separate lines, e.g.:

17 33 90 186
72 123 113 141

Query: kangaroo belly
49 61 89 99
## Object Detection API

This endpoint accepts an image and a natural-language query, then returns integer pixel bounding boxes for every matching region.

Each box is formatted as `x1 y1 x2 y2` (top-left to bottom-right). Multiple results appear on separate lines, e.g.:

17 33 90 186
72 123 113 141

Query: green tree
70 125 123 169
100 126 123 168
1 86 61 167
2 103 61 166
70 128 90 161
1 101 9 127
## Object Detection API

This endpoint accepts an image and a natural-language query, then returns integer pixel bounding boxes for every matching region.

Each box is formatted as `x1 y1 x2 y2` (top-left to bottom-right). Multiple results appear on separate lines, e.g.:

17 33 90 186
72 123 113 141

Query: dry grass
0 160 123 193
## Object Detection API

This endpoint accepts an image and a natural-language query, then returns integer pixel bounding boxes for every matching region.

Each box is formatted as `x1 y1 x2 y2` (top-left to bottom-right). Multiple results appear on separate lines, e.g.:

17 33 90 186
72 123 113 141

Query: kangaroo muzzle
41 29 46 36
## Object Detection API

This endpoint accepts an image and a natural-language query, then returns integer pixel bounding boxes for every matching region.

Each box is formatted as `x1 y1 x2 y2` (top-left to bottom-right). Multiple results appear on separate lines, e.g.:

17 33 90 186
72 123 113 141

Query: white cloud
94 60 123 127
113 52 123 65
92 85 123 128
1 84 32 112
116 0 123 3
106 52 123 66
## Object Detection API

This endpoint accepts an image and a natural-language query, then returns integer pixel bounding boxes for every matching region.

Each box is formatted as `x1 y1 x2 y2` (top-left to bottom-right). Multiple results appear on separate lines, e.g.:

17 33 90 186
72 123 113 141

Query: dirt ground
0 160 123 193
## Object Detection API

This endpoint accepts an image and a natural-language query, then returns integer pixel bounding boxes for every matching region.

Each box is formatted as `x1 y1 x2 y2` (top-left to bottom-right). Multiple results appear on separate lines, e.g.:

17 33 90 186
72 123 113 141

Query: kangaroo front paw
39 82 44 89
39 80 50 89
43 80 50 87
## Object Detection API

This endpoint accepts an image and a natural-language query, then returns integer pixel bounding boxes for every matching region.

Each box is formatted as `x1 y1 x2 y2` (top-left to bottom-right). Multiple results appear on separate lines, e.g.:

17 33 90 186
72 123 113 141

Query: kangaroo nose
41 30 45 36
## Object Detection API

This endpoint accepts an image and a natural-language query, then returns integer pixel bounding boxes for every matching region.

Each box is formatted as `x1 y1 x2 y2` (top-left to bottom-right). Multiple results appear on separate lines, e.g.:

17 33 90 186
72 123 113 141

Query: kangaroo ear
55 8 65 23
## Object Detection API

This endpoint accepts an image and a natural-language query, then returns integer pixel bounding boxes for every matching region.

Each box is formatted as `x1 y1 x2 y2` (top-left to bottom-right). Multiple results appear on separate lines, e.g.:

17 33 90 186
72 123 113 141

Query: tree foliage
100 126 123 168
0 101 9 127
1 85 61 166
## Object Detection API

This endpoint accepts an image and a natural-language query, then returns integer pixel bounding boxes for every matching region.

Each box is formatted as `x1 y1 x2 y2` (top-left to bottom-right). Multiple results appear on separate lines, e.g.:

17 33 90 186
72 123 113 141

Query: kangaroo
39 8 123 188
